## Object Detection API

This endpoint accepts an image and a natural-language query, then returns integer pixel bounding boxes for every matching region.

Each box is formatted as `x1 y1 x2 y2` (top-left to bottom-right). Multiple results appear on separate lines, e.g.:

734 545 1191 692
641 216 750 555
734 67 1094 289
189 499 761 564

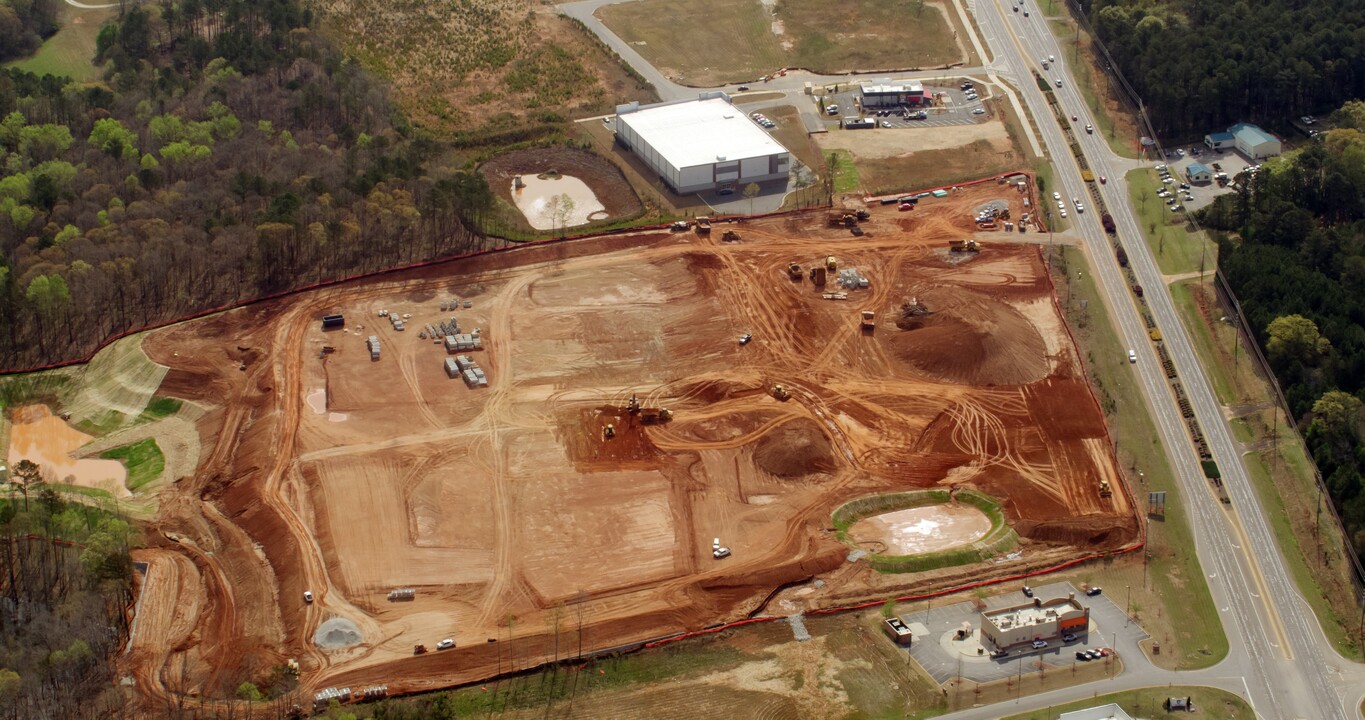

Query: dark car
1086 586 1103 596
736 85 750 91
1022 585 1034 597
1076 650 1091 661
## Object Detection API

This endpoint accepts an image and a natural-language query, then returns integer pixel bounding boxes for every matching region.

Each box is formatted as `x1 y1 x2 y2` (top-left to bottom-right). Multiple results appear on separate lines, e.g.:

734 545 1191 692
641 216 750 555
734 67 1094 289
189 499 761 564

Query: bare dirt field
816 119 1028 196
118 182 1137 708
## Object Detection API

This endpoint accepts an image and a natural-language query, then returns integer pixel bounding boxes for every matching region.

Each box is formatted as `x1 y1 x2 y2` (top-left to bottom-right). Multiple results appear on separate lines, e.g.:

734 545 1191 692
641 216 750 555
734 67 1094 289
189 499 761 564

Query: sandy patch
815 120 1010 159
7 405 129 497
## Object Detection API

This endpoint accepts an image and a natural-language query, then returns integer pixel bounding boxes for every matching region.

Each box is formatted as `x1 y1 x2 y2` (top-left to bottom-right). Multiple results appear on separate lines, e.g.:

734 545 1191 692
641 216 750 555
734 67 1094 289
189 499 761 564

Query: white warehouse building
615 93 791 195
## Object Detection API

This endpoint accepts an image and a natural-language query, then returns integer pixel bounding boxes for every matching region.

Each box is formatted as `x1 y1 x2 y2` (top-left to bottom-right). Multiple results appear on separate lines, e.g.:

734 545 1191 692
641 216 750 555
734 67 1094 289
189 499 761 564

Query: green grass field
5 4 112 81
599 0 960 86
100 439 165 492
827 149 861 194
1125 169 1214 275
1051 245 1228 669
1001 685 1254 719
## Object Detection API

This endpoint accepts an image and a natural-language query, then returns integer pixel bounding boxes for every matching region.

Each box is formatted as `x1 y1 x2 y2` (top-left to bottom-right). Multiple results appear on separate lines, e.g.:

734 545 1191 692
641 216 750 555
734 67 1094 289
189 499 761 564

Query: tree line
0 0 57 63
0 0 500 369
1080 0 1365 135
1203 102 1365 556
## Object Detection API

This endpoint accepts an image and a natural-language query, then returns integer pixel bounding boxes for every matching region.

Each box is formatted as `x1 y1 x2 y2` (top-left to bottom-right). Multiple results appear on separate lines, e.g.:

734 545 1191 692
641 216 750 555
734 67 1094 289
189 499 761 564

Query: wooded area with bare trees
0 0 501 369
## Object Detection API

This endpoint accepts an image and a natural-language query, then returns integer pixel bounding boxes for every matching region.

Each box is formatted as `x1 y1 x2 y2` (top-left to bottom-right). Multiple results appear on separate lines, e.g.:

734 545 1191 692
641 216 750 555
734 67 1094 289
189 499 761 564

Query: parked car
737 85 750 91
991 648 1010 658
1052 191 1061 200
1179 182 1190 189
1022 585 1034 597
1301 115 1315 125
436 638 455 650
1059 208 1067 218
1096 647 1112 656
972 108 986 115
304 590 314 603
1076 650 1092 661
1032 639 1048 649
1062 633 1077 642
899 203 914 212
881 120 892 128
1086 586 1104 596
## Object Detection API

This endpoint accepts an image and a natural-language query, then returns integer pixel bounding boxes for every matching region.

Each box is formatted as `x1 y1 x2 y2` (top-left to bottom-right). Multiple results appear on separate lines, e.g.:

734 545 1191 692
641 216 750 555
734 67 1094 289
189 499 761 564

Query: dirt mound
752 419 836 478
887 286 1048 386
1012 517 1138 547
313 617 363 649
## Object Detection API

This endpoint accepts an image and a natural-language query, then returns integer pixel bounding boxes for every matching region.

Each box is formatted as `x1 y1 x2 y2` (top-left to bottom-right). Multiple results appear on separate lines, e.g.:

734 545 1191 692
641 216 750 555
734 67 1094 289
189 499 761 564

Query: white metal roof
618 97 789 169
860 80 924 94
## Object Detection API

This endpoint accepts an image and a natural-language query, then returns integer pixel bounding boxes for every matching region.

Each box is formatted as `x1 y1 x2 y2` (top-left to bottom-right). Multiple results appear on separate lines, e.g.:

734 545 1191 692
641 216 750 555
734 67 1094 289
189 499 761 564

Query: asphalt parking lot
1148 149 1254 212
817 83 988 130
896 581 1148 684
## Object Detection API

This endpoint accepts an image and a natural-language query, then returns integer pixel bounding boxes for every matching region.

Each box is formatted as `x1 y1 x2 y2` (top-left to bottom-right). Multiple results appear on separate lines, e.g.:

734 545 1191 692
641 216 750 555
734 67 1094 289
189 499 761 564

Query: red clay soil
118 182 1138 710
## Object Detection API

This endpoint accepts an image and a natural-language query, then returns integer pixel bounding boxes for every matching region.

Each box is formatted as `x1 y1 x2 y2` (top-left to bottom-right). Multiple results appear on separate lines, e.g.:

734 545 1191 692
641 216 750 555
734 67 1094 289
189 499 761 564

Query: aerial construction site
118 179 1139 707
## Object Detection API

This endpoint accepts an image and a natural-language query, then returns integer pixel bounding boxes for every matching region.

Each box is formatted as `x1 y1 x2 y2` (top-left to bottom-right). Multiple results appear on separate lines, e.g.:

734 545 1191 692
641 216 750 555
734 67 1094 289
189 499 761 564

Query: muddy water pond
7 404 129 497
848 502 991 555
512 174 608 230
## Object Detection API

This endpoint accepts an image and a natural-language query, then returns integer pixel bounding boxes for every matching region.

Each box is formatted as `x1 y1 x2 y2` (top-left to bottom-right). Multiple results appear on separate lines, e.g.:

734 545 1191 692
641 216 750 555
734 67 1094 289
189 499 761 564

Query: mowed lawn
6 4 112 82
599 0 960 86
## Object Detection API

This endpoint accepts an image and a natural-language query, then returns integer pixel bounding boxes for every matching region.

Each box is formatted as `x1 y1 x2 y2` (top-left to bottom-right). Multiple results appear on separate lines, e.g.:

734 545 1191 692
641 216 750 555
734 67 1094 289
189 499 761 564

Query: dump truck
696 217 712 234
1101 213 1116 233
828 211 857 227
721 229 739 242
826 256 838 271
860 310 875 330
787 262 803 280
949 239 980 252
810 266 827 285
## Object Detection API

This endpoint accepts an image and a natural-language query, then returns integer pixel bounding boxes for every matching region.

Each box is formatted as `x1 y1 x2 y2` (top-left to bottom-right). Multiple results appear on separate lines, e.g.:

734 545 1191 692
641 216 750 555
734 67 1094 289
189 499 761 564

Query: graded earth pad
121 182 1138 707
849 503 993 555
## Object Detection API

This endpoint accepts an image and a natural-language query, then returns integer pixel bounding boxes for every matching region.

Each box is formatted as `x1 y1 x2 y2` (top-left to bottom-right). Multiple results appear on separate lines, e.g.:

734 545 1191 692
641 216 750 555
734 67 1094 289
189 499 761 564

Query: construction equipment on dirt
640 408 673 425
828 211 857 227
322 314 345 330
822 292 849 300
860 310 876 331
721 229 739 242
949 239 981 253
413 644 428 655
670 220 690 231
603 424 616 439
901 297 929 317
1098 480 1113 497
810 266 827 285
826 256 838 271
696 217 712 234
387 588 416 601
627 394 641 414
319 346 335 358
856 209 871 221
787 262 803 280
770 384 791 401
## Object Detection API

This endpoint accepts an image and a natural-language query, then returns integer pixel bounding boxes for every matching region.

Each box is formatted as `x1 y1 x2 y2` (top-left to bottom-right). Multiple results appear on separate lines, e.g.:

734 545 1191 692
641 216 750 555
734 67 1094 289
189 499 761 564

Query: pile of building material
838 268 869 289
388 312 405 331
444 331 482 352
387 588 416 601
367 336 381 361
360 686 388 700
314 688 352 709
450 355 488 387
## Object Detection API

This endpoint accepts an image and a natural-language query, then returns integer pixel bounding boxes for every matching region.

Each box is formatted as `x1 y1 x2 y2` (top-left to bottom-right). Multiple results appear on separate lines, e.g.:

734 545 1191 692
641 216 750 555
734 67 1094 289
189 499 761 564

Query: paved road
970 0 1365 717
559 0 1365 714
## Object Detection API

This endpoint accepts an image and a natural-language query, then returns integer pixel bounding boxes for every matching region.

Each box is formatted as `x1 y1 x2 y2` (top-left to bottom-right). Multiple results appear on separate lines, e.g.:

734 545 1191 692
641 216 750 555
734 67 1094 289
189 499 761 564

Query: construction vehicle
787 262 802 280
696 217 712 234
627 394 641 414
976 221 998 230
640 408 673 425
856 209 870 221
828 210 857 227
949 239 981 253
770 385 791 401
826 256 838 271
413 644 428 655
901 297 929 317
810 266 827 285
603 424 615 439
1098 480 1113 497
1081 169 1095 182
721 229 739 242
670 220 690 231
1101 213 1116 233
860 310 875 331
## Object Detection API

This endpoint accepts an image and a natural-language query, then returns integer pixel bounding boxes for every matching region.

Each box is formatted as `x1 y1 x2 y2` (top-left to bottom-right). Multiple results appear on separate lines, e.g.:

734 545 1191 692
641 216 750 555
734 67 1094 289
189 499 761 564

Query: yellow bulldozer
770 384 791 401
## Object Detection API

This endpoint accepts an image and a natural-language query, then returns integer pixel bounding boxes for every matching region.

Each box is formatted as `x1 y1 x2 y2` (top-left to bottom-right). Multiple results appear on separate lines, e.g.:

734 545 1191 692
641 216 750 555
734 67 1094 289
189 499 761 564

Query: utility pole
1125 585 1131 626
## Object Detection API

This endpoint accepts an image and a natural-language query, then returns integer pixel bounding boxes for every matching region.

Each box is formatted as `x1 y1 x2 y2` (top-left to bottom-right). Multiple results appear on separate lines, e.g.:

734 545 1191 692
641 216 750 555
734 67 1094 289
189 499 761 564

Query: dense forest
0 0 57 63
1080 0 1365 135
0 0 501 369
1203 102 1365 556
0 486 136 719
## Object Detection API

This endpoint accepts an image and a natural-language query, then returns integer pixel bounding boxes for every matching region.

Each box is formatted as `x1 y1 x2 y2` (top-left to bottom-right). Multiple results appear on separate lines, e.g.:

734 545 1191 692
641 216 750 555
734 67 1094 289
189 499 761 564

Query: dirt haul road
121 182 1138 707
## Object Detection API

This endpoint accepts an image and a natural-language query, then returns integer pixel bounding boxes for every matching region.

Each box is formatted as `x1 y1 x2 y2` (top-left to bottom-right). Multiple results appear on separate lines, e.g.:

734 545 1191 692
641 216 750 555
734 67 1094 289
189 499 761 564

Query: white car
1059 208 1067 218
713 547 732 559
303 590 314 603
972 108 986 115
1032 639 1048 649
1127 350 1137 363
739 333 752 345
1302 115 1315 125
436 638 455 650
1052 191 1061 201
1057 200 1065 209
1055 78 1063 87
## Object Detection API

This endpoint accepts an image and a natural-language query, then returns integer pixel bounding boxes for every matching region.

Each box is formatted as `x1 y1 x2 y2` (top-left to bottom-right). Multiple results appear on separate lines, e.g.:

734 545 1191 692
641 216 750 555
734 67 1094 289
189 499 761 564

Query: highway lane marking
1228 497 1295 661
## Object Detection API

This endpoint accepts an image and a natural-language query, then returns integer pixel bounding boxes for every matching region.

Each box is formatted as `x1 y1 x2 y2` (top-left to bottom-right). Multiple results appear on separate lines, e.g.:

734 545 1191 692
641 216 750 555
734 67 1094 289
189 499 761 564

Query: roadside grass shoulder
1051 244 1228 669
1168 276 1362 658
1044 14 1139 159
1126 169 1213 275
100 438 165 492
1000 685 1254 719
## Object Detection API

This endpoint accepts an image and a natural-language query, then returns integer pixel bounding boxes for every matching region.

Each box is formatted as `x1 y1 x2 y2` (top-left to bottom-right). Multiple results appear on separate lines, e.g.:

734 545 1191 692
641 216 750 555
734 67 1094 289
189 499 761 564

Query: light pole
1125 585 1131 626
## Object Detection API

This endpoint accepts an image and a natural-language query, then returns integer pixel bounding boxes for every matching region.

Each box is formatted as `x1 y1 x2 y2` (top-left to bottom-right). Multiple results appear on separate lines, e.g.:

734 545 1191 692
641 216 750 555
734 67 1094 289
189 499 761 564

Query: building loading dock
614 93 792 195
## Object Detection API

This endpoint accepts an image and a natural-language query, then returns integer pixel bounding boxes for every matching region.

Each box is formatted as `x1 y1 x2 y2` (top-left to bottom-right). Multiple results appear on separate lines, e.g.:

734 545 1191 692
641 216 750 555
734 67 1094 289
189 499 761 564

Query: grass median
1049 244 1228 669
1001 684 1254 719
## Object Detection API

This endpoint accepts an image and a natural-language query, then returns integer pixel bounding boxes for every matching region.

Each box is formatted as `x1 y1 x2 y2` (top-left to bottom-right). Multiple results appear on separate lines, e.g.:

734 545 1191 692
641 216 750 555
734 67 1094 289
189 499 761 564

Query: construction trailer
322 314 345 330
387 588 416 601
444 358 460 378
